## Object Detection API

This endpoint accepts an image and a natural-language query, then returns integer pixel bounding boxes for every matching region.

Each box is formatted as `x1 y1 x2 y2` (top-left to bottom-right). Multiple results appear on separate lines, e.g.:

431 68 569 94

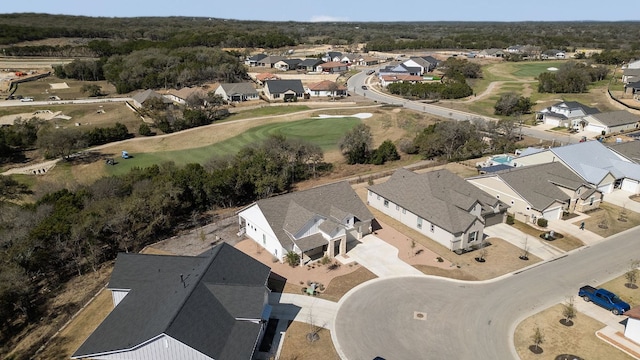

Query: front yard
578 202 640 238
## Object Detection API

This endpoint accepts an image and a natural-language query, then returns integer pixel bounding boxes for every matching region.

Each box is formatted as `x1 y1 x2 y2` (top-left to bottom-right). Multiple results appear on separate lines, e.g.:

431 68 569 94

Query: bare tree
561 297 577 326
531 326 545 353
520 237 530 260
625 259 640 289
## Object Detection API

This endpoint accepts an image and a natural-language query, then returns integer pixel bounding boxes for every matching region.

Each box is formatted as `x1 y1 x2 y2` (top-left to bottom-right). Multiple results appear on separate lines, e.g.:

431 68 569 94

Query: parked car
20 97 34 102
578 285 630 315
361 85 368 90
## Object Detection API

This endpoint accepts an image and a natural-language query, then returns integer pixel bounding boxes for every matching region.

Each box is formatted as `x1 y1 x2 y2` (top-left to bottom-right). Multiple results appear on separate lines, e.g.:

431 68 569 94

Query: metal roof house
467 162 602 224
514 140 640 193
367 169 507 252
72 243 271 360
237 181 373 264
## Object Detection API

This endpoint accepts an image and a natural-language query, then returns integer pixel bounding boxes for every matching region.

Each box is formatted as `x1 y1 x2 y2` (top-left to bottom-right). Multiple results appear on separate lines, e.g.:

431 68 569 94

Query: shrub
284 251 300 267
506 215 515 225
537 218 548 228
139 123 153 136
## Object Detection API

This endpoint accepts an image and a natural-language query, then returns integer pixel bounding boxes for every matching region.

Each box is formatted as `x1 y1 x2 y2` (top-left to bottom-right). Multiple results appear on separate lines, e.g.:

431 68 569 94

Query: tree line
537 61 610 93
0 134 330 357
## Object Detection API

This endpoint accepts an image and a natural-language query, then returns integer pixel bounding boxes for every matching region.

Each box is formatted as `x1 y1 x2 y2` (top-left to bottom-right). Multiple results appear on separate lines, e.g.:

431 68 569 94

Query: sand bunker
547 67 559 71
315 113 373 119
49 82 69 89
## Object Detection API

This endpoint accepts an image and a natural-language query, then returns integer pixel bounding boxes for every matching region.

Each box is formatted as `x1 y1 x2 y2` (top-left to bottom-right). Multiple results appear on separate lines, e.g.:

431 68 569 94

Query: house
245 53 268 67
380 74 425 87
258 56 286 68
253 73 280 85
536 101 600 127
214 82 259 102
577 110 639 134
541 49 566 60
402 56 438 74
479 48 506 58
72 243 271 360
262 79 305 101
623 68 640 84
237 181 374 263
506 45 524 54
339 53 359 64
297 58 324 72
163 87 208 105
273 59 302 72
624 306 640 344
467 162 602 224
322 51 342 62
305 80 347 98
514 140 640 193
367 169 508 252
357 56 380 66
316 61 349 74
132 89 172 109
378 63 421 77
624 80 640 97
626 59 640 69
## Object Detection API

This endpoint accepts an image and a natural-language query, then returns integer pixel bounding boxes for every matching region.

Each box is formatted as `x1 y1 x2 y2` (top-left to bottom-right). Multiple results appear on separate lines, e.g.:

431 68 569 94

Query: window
396 205 400 211
430 224 434 232
590 196 595 205
273 93 280 98
469 231 478 242
384 200 389 208
417 217 423 229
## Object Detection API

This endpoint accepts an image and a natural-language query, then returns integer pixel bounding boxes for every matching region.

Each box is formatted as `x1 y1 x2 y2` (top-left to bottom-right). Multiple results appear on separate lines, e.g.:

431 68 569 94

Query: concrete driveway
340 234 423 277
484 223 564 260
604 190 640 214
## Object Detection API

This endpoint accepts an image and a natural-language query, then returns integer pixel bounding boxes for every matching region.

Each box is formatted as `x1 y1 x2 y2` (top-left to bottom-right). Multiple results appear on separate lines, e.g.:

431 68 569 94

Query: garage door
543 207 563 220
484 212 504 227
622 179 640 193
598 182 614 194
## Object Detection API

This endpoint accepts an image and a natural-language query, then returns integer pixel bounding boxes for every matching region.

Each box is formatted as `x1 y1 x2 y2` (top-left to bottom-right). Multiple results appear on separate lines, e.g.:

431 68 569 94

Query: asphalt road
346 71 579 145
333 226 640 360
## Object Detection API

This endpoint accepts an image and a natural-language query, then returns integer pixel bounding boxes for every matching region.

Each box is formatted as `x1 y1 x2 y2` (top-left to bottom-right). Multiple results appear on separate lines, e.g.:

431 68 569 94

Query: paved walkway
336 234 424 277
484 223 564 260
547 215 604 246
268 292 338 330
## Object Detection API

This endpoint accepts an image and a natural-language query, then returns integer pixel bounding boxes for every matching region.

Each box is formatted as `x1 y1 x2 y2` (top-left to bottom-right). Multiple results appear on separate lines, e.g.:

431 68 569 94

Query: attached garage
622 178 640 193
597 182 614 194
483 212 505 227
542 206 563 220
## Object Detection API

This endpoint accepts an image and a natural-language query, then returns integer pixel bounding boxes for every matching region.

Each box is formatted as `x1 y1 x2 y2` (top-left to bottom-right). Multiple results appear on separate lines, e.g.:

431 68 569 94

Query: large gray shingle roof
219 82 258 96
590 110 639 127
368 169 501 235
73 243 270 360
264 79 305 94
256 181 373 250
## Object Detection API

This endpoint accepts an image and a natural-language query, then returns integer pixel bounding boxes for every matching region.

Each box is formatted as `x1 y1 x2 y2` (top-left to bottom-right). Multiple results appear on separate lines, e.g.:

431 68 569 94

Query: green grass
511 61 564 78
107 116 361 175
226 105 310 120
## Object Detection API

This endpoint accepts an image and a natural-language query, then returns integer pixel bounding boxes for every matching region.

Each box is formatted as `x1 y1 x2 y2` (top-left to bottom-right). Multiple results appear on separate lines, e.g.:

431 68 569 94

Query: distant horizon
1 0 638 23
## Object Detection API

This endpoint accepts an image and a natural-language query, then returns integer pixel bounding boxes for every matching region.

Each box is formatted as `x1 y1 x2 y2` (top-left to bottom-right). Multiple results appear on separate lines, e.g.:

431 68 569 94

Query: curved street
333 226 640 359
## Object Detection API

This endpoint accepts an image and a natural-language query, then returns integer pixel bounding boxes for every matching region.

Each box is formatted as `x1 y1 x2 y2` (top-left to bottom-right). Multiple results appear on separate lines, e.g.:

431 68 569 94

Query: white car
20 97 34 102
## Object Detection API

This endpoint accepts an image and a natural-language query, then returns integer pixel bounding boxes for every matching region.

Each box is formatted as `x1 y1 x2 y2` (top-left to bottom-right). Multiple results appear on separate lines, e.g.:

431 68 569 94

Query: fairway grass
107 116 361 175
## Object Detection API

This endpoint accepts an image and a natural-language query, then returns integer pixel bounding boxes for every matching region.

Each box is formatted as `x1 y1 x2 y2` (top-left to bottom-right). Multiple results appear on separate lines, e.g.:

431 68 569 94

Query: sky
1 0 638 22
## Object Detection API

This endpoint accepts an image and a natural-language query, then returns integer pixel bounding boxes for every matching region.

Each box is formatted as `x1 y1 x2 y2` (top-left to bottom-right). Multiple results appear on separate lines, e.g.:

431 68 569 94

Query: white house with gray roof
73 243 271 360
214 82 259 102
576 110 639 134
367 169 507 252
536 101 600 127
514 140 640 194
237 181 373 263
467 162 602 224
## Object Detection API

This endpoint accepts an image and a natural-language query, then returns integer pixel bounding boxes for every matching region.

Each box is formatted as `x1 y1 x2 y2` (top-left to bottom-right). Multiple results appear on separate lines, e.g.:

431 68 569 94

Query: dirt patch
278 321 341 360
514 304 632 360
577 202 640 238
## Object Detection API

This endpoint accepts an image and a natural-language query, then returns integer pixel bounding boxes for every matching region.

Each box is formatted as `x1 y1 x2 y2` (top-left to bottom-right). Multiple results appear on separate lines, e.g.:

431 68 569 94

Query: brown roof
625 305 640 320
319 61 347 69
381 75 424 82
306 80 346 91
255 73 280 81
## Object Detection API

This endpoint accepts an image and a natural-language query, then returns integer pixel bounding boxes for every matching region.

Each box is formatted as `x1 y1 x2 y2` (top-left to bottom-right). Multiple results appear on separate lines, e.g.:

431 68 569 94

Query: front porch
295 234 347 265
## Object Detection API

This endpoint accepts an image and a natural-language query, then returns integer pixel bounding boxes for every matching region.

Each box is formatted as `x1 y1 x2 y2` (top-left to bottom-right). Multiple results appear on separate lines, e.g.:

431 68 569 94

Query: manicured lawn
512 61 565 78
226 105 310 120
107 116 361 175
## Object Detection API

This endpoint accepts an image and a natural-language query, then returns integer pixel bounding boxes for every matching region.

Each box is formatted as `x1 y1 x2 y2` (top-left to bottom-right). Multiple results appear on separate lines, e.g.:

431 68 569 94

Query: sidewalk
484 223 564 260
604 191 640 214
268 292 338 330
547 215 604 246
336 234 424 277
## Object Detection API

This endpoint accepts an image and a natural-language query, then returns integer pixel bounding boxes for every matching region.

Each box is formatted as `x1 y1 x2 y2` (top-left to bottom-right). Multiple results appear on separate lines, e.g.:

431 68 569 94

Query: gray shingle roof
132 89 167 105
264 79 305 94
609 141 640 164
219 82 258 96
590 110 639 127
73 243 270 360
624 68 640 76
368 169 502 235
299 58 324 67
488 162 585 211
255 181 373 251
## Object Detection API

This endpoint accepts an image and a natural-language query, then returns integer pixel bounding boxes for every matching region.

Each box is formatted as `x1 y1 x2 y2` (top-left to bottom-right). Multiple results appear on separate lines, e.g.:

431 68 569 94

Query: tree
139 123 153 136
371 140 400 165
494 93 532 116
284 251 300 267
0 176 31 202
81 84 103 97
339 124 373 164
530 326 545 353
625 259 640 289
561 296 577 326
